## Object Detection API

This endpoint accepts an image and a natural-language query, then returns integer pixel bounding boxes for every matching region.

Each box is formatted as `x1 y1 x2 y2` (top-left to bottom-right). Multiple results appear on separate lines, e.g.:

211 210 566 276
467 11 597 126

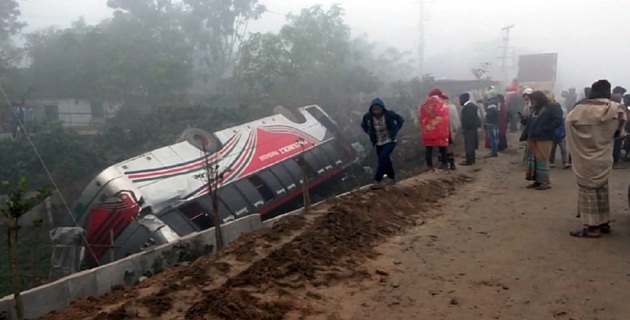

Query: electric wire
0 84 101 267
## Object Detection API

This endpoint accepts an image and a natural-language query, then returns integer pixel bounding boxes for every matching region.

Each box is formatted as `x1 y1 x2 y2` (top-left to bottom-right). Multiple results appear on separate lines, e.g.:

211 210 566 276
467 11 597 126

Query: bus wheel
177 128 222 153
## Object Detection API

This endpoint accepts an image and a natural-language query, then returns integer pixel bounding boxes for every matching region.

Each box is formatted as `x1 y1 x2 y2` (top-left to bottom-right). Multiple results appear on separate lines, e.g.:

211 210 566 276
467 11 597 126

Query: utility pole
412 0 433 78
499 25 515 82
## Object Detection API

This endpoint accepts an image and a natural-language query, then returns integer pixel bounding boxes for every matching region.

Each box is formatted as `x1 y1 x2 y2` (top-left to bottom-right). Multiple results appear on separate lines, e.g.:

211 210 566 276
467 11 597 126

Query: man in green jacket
459 92 481 165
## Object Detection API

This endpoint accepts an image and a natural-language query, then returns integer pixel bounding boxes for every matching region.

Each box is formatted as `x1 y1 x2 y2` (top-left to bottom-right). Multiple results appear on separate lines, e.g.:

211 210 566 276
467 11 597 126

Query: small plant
1 178 51 320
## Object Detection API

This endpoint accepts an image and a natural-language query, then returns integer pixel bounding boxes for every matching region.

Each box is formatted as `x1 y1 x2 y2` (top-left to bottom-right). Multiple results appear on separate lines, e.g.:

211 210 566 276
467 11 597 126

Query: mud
38 173 468 320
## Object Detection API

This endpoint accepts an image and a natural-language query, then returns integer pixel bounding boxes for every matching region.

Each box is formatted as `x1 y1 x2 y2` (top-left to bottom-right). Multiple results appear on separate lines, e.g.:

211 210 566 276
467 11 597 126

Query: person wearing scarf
567 80 627 238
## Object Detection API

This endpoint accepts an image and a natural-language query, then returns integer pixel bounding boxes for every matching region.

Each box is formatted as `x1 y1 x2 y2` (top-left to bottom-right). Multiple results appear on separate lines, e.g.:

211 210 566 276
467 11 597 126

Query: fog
19 0 630 90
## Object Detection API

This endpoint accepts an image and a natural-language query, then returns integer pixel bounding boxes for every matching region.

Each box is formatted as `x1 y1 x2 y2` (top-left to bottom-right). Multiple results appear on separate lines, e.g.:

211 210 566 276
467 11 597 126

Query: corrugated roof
516 53 558 83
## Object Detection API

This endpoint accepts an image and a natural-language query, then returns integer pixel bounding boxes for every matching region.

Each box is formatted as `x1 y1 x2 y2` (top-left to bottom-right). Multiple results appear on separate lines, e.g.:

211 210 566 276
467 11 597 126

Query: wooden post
109 229 115 263
301 161 311 214
202 142 224 250
297 138 311 215
7 216 24 319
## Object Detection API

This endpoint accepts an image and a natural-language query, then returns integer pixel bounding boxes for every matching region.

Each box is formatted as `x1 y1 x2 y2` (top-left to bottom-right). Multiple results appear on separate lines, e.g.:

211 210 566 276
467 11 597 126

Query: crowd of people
361 79 628 239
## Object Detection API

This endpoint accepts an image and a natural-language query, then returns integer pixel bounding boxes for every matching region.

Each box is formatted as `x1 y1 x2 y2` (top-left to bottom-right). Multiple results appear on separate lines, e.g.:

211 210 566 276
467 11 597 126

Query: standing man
567 80 627 238
361 97 405 190
611 86 627 169
484 98 500 158
459 92 481 165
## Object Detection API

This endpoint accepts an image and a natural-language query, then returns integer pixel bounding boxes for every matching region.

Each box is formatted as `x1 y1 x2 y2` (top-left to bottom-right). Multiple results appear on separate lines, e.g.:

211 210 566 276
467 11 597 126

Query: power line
0 85 101 267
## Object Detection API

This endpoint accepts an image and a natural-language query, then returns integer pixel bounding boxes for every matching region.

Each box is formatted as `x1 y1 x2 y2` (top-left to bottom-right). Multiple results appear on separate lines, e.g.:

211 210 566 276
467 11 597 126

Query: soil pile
40 173 469 320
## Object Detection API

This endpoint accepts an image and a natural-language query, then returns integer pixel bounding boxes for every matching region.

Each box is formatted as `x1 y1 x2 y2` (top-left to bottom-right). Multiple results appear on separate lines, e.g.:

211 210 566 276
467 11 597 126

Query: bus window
281 159 302 184
331 139 353 163
321 142 342 167
177 201 214 230
233 179 265 209
302 151 323 178
309 147 333 172
257 169 286 196
157 208 199 235
218 184 250 219
195 195 233 226
248 175 275 202
269 163 298 191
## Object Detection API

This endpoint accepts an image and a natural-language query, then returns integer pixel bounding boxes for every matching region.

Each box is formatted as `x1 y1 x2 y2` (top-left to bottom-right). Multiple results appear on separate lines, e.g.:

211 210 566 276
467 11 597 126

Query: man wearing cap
567 80 627 238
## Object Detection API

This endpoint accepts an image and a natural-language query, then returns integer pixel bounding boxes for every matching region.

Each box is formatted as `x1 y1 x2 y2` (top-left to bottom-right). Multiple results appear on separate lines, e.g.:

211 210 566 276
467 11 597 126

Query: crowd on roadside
361 79 628 238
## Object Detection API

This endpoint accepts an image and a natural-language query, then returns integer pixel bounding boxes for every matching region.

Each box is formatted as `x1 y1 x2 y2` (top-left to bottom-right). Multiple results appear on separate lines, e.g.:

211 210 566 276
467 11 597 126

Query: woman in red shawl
419 88 450 170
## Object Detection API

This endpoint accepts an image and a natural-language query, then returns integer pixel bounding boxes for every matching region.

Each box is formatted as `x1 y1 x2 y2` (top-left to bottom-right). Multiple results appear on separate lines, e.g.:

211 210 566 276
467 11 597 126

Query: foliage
1 178 51 221
1 177 50 319
0 122 104 198
0 0 24 42
25 17 193 105
232 5 381 108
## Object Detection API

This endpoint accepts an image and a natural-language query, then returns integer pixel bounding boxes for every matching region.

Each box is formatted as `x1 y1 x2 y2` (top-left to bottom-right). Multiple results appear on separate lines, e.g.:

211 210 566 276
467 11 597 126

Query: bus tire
177 128 222 153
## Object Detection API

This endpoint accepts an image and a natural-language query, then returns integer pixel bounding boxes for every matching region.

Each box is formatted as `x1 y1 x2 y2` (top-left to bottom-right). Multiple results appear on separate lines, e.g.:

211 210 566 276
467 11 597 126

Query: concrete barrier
0 214 261 320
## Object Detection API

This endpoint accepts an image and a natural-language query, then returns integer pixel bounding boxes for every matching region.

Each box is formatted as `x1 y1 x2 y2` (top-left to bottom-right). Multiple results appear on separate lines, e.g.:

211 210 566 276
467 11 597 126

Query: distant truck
72 105 360 267
516 53 558 92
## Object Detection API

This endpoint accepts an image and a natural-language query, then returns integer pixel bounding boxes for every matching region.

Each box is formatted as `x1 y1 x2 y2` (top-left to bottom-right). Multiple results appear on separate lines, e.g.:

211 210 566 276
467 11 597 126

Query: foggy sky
18 0 630 92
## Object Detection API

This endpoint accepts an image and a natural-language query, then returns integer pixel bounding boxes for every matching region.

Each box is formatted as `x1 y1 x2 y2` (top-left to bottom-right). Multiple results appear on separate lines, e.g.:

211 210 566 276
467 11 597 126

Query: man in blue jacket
361 98 405 190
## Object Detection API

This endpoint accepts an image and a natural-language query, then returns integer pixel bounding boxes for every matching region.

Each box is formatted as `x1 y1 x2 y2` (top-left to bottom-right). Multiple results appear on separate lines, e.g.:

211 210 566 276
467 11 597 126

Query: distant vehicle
73 105 359 266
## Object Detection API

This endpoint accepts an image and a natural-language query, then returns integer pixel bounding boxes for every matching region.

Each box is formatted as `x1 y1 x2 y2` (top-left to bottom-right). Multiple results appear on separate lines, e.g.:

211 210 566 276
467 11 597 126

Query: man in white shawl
566 80 627 238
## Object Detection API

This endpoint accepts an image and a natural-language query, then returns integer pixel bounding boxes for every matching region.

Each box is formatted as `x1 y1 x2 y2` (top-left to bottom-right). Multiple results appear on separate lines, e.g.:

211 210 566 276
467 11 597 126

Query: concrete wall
0 214 262 320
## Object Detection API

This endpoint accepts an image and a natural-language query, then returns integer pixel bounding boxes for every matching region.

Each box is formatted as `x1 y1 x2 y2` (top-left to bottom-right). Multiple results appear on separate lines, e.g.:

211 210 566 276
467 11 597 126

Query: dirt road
42 135 630 320
318 143 630 320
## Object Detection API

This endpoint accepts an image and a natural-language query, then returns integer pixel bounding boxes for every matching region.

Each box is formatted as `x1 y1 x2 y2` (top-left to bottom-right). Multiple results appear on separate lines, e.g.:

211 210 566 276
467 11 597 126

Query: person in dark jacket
520 90 563 190
361 98 405 190
547 92 569 169
484 97 500 157
459 92 481 165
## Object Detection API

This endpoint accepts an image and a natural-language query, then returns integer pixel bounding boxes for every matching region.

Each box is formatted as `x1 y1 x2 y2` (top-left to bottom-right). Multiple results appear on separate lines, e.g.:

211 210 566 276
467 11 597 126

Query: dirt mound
39 173 469 320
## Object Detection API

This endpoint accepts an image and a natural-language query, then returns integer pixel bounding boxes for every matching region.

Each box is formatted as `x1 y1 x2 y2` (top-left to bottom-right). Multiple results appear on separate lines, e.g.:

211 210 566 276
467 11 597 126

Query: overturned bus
72 105 359 267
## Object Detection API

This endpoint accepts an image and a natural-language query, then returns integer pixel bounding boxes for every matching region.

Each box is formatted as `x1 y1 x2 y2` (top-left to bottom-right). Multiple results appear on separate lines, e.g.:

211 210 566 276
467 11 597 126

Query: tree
1 178 50 320
105 0 265 98
0 0 25 96
0 121 104 199
0 0 24 42
201 142 224 250
232 4 380 109
25 14 193 106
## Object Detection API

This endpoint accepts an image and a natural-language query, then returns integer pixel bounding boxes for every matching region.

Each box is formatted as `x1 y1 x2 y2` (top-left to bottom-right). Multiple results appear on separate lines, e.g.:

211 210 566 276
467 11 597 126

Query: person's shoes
485 153 498 158
370 181 383 190
550 163 556 168
438 164 450 171
599 223 611 234
526 182 541 189
460 161 474 166
563 164 571 169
